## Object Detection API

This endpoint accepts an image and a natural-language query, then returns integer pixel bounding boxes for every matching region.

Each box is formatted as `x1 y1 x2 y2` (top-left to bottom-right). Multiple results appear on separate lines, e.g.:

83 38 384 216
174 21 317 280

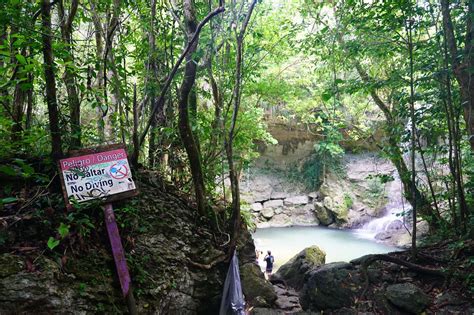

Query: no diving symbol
110 163 128 180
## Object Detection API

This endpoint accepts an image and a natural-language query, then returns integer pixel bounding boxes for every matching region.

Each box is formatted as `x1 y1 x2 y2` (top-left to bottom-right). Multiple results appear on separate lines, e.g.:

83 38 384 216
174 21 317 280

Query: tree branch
138 4 225 147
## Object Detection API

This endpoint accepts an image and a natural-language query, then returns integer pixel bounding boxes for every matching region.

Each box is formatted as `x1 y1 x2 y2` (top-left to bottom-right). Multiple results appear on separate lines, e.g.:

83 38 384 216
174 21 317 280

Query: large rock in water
300 262 362 311
275 246 326 291
385 283 430 314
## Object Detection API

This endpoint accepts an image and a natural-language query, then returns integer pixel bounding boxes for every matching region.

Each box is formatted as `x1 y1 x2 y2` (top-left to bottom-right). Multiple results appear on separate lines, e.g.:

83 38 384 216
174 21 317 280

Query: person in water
264 250 274 277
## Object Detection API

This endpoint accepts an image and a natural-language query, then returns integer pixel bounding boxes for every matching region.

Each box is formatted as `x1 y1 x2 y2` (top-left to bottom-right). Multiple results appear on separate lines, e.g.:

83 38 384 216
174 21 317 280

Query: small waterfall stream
355 174 411 240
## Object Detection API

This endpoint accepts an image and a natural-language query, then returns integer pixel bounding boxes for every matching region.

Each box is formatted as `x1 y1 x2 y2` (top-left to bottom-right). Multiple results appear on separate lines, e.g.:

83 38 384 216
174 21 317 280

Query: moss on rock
0 254 23 278
275 246 326 291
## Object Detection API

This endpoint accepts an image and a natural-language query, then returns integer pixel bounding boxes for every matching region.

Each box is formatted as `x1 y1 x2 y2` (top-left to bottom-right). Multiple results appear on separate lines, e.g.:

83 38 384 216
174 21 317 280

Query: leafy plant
47 237 60 250
240 203 256 232
47 222 70 250
343 193 353 210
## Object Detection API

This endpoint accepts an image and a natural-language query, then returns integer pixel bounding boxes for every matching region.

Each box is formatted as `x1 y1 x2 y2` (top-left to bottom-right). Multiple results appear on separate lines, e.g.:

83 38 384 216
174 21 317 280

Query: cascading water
355 173 411 240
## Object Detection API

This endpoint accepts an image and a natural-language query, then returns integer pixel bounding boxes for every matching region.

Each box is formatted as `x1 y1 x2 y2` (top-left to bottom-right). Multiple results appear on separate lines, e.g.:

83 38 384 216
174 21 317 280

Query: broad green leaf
47 237 60 250
15 54 26 65
58 223 70 239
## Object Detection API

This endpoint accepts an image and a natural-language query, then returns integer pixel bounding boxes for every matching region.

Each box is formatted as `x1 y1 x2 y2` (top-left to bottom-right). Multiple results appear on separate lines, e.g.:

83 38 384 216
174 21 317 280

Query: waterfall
355 173 411 240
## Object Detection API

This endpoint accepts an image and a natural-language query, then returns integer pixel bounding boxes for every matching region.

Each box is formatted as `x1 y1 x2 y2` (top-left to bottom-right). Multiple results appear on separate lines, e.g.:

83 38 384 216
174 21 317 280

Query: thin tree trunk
137 3 224 149
59 0 81 149
440 4 470 231
11 81 25 141
90 1 105 141
25 74 33 130
355 61 434 222
441 0 474 152
148 0 158 167
407 18 417 258
131 84 139 168
227 0 257 251
41 0 63 160
179 0 208 217
415 134 441 222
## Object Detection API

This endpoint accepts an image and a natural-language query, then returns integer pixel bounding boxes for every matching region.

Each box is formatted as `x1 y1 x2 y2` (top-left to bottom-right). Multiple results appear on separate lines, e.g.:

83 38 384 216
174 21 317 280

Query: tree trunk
11 81 25 141
440 0 472 225
148 0 158 168
59 0 81 149
227 0 258 251
441 0 474 151
25 74 33 130
41 0 63 160
354 62 434 222
90 1 105 141
178 0 208 217
131 84 139 168
407 18 417 258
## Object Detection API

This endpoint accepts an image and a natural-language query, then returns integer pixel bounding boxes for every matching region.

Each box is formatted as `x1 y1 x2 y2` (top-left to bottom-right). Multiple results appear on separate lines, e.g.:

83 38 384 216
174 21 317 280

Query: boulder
275 246 326 291
385 283 430 314
323 196 348 223
284 196 309 206
300 262 361 311
290 204 319 226
261 208 275 220
386 220 403 231
263 199 284 209
251 203 263 212
267 214 291 227
240 263 277 307
314 202 334 226
274 207 283 215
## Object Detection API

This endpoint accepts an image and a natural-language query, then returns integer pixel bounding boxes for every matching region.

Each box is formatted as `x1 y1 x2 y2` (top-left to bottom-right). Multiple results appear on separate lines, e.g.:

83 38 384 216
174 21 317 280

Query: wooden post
103 203 137 314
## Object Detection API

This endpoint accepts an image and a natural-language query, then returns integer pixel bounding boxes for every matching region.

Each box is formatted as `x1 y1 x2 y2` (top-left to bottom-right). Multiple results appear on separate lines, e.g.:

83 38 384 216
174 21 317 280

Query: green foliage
47 237 60 250
343 193 353 210
47 222 70 251
240 203 256 232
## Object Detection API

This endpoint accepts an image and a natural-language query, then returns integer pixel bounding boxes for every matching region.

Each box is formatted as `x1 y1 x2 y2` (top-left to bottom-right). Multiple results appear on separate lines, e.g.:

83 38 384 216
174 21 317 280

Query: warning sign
59 147 136 203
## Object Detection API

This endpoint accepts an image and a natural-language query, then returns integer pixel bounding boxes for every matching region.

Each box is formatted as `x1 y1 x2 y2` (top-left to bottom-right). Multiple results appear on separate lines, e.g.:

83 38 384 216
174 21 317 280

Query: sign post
58 144 138 314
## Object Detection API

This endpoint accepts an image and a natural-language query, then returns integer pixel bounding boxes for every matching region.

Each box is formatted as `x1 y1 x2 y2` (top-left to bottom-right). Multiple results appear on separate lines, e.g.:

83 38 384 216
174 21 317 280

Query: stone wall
242 152 404 230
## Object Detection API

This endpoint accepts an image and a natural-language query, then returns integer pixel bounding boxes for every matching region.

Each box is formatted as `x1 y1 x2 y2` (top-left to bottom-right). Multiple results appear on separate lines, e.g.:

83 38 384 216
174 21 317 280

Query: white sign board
59 148 136 203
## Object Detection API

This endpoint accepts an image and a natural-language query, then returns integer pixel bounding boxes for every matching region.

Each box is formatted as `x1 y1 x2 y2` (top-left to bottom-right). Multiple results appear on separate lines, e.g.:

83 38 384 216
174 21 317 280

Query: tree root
186 254 227 270
358 254 445 298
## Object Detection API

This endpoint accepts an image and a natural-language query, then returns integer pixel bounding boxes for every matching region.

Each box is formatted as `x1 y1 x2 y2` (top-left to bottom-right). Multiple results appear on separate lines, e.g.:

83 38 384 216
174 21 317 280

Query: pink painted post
103 203 137 314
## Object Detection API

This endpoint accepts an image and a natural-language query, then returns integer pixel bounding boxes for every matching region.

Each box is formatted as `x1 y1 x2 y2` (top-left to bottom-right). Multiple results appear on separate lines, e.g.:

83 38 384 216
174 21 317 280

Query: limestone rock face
314 201 334 226
283 196 309 206
322 195 348 223
269 213 291 226
251 202 263 212
273 283 302 313
261 207 276 219
263 199 284 209
385 283 430 314
271 191 288 200
275 246 326 291
300 262 361 311
0 254 119 313
1 174 258 314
